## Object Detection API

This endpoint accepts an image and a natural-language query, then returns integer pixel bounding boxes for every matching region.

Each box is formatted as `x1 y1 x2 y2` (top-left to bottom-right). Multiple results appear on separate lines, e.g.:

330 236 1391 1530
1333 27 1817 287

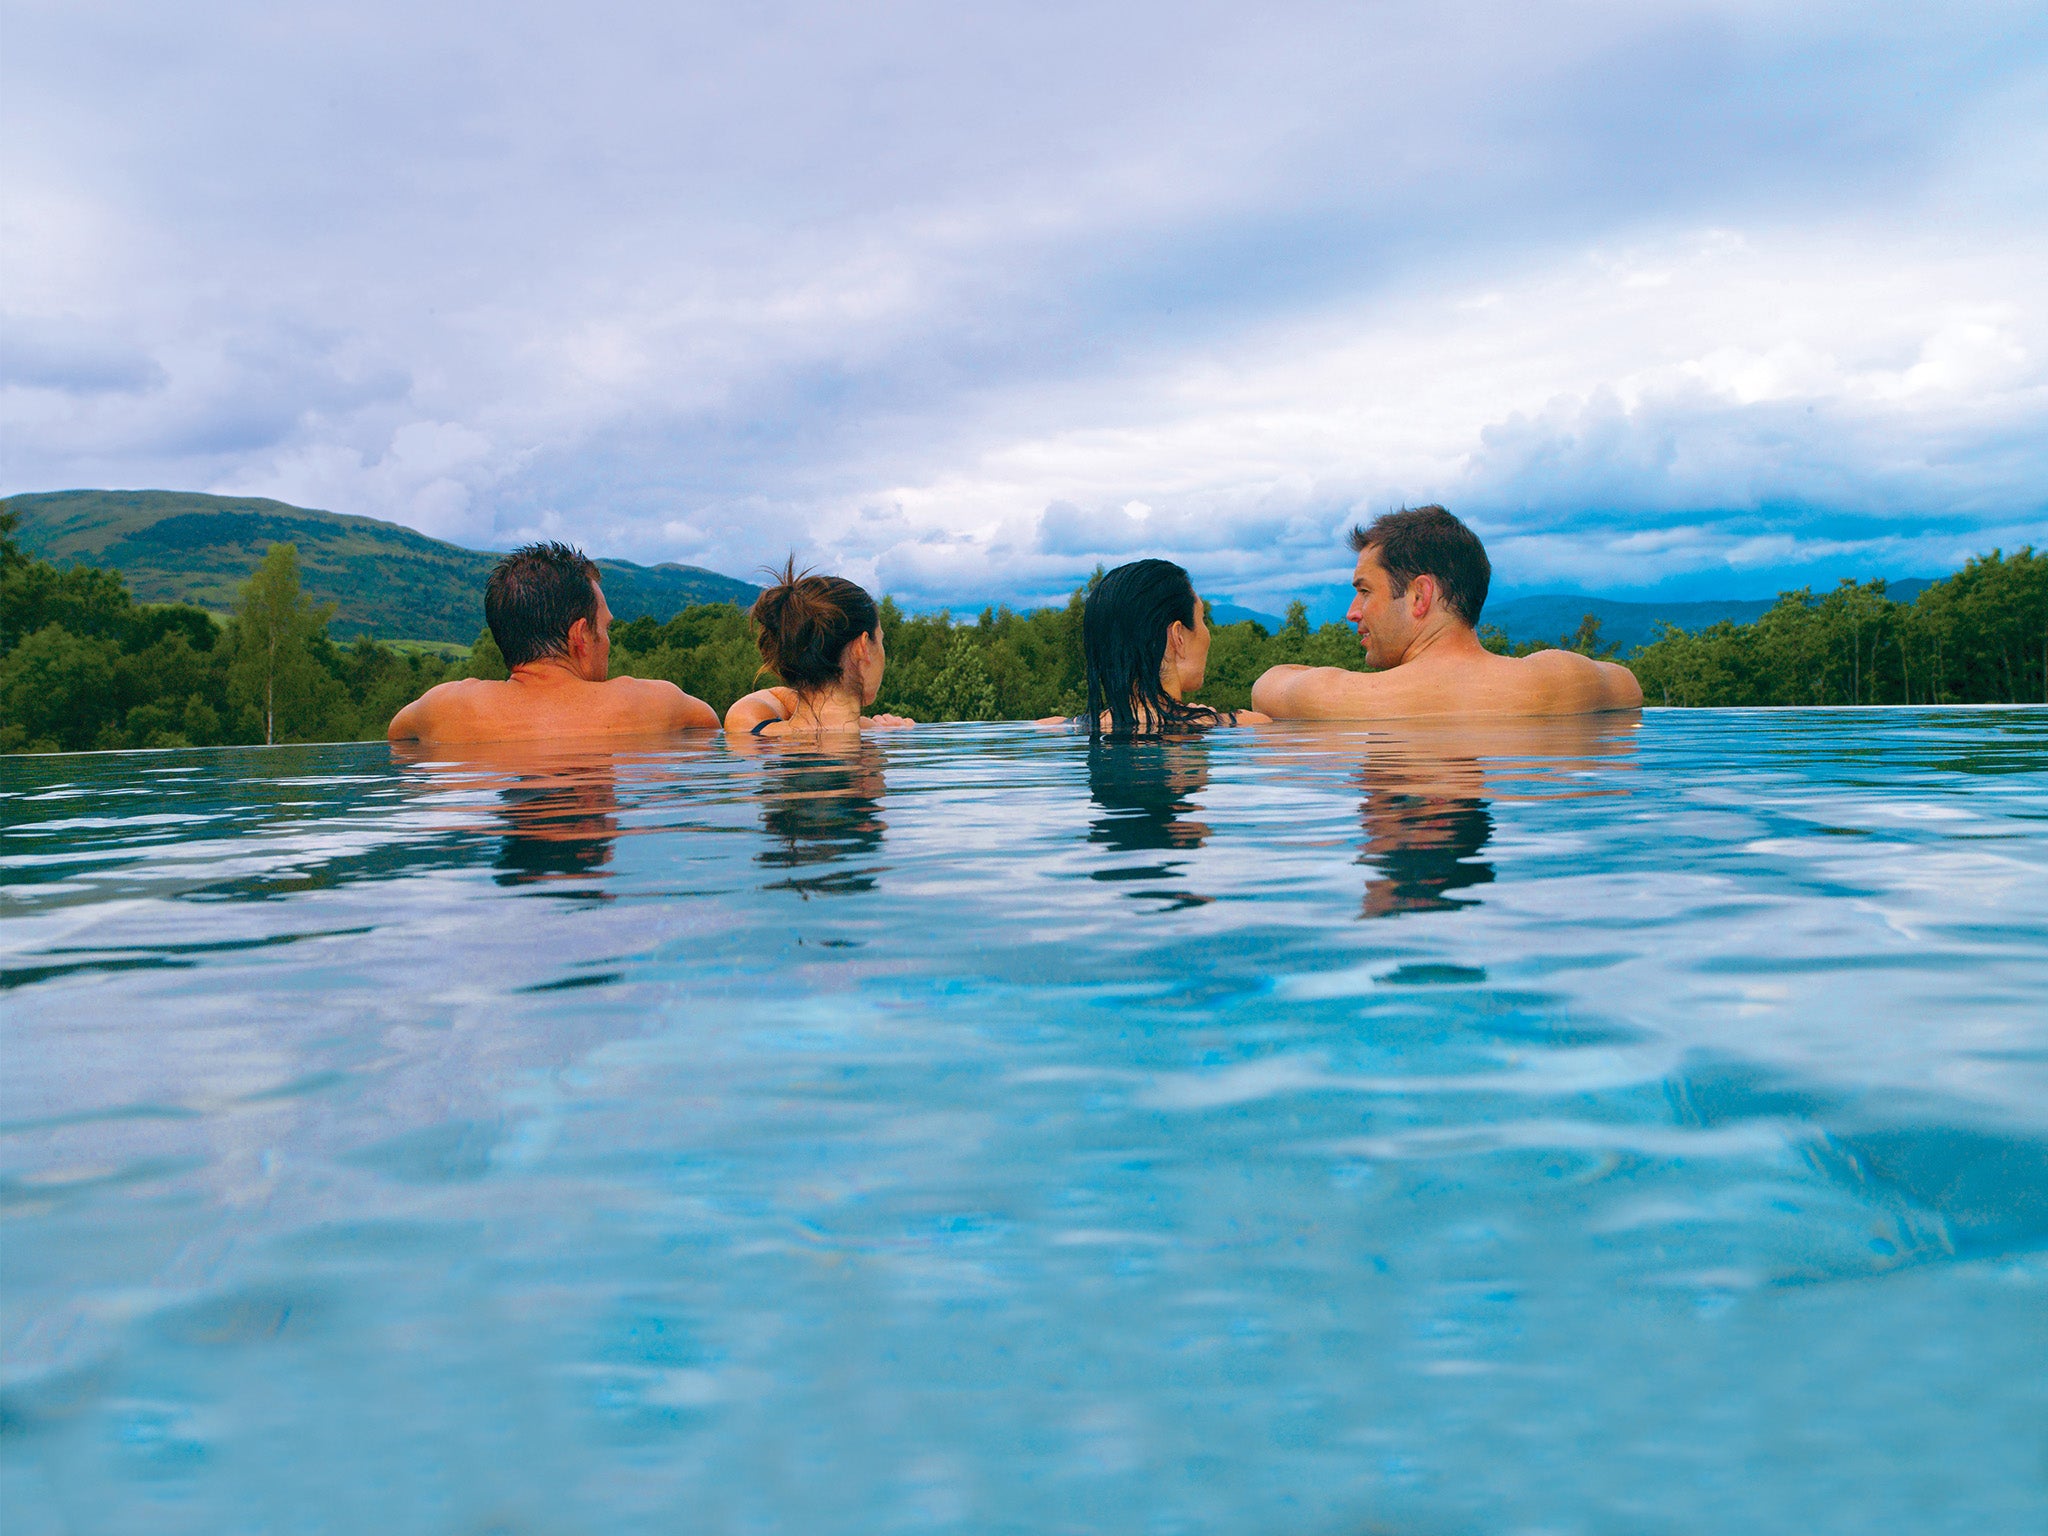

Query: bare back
1253 640 1642 721
389 672 718 744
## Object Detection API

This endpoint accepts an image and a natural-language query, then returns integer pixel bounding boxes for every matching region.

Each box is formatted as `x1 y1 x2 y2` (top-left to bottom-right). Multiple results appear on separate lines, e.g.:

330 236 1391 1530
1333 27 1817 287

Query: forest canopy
2 510 2041 755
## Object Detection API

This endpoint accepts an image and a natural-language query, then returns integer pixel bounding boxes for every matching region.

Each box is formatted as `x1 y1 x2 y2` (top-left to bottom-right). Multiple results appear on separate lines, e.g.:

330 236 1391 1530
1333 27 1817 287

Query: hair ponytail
750 558 881 695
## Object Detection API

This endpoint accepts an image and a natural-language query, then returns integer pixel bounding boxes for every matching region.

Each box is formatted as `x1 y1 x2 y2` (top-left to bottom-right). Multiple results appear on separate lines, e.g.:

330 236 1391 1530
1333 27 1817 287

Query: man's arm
1250 664 1387 720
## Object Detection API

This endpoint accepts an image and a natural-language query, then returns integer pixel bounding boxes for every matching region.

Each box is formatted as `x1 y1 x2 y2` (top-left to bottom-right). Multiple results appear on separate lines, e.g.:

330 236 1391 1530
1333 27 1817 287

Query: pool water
3 711 2046 1534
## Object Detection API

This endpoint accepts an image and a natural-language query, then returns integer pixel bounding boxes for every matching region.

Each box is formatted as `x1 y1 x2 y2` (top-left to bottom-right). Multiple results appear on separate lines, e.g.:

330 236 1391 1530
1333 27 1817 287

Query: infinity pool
4 711 2046 1533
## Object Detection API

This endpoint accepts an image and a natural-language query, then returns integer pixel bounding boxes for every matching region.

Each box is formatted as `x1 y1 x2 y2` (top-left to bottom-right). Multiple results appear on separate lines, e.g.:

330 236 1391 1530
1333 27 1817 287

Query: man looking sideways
389 541 719 743
1250 506 1642 719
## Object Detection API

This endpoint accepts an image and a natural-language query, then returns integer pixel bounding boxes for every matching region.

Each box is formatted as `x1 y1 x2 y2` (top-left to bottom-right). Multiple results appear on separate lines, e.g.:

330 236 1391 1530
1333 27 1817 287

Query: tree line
1623 551 2045 707
3 509 2041 754
1 516 467 754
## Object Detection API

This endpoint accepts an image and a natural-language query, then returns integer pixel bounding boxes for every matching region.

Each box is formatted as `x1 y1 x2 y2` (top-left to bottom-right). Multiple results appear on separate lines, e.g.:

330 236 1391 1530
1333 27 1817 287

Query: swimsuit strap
751 717 775 736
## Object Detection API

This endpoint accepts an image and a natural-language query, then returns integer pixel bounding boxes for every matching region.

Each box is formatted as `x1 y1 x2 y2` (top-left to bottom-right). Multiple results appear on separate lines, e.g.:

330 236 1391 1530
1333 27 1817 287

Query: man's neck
510 657 594 686
1396 620 1485 667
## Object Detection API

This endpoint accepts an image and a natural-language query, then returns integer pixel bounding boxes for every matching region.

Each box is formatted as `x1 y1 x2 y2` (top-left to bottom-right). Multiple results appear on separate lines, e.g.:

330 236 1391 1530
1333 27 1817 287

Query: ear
1409 575 1438 619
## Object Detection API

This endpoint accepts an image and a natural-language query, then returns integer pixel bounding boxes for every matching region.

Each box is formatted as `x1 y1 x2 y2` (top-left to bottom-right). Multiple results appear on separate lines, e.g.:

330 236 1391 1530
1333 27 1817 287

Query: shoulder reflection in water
1087 738 1213 908
390 740 651 897
1350 716 1638 920
492 771 622 891
738 736 889 897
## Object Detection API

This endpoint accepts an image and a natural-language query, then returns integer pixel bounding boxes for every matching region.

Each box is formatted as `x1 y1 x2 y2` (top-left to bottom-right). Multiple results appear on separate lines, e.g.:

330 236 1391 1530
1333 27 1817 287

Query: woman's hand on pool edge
865 712 916 728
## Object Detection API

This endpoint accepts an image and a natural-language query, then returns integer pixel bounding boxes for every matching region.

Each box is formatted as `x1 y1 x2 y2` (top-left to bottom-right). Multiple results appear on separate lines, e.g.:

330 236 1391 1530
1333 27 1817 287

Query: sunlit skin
388 582 720 743
723 625 915 736
1250 549 1644 719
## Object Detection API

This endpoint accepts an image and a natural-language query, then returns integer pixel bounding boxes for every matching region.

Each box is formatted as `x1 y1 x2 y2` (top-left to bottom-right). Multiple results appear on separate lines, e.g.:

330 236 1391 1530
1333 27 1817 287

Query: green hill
1 489 760 642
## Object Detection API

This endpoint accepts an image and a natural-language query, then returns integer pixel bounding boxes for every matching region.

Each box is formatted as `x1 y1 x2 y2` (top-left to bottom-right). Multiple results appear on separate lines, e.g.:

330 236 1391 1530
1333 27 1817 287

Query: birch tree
229 543 334 745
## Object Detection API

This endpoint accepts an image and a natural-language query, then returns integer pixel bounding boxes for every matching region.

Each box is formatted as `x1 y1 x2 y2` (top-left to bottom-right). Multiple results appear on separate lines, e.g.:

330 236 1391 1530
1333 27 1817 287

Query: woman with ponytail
725 561 915 736
1062 559 1269 738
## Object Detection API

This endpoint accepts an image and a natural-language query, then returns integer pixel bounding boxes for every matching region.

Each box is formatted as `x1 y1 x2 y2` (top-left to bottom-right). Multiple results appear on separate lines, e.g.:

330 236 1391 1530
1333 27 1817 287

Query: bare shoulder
605 674 719 728
1511 648 1643 709
1593 657 1644 708
1251 663 1383 719
724 686 794 736
388 676 496 740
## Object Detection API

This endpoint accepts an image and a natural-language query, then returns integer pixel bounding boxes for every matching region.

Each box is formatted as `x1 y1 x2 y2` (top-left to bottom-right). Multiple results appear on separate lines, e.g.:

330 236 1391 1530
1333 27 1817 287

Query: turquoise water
3 711 2046 1534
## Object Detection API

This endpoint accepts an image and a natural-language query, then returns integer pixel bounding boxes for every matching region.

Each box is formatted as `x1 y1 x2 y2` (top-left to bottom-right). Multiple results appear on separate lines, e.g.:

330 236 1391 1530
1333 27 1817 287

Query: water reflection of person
492 767 622 892
739 739 890 897
1356 754 1494 918
388 741 629 896
1085 739 1214 907
1348 717 1638 920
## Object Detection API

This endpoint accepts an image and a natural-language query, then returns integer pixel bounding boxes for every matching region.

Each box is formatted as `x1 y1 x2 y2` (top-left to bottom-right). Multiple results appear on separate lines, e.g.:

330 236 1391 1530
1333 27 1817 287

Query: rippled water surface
4 711 2046 1534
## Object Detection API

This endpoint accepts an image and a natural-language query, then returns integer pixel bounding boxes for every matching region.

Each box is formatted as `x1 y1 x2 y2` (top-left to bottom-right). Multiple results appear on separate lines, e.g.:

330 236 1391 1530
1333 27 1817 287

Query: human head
1344 505 1490 667
751 559 885 703
485 541 610 678
1083 558 1214 737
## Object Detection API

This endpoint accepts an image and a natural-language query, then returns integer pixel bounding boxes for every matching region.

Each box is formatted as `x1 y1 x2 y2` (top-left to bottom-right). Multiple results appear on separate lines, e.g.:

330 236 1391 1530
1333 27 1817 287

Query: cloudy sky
4 1 2043 614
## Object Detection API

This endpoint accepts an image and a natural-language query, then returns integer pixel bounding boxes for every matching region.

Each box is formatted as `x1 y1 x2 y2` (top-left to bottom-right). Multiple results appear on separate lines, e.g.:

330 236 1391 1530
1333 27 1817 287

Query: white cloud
2 0 2042 605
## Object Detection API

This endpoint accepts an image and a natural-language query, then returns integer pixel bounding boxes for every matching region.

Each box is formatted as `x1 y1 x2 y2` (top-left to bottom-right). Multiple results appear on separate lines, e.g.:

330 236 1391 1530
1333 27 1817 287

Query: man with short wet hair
389 541 719 743
1250 506 1642 719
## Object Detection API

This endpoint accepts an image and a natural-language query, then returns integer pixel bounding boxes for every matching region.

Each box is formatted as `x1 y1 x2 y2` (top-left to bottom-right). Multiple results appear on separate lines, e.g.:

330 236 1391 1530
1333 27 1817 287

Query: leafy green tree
606 601 762 713
0 625 121 752
923 631 1000 720
466 626 510 680
227 543 340 744
1627 553 2044 706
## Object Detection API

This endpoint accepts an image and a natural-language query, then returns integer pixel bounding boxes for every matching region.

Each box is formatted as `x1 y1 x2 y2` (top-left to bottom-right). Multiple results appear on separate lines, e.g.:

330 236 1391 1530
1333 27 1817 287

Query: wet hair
485 541 602 668
750 558 881 694
1347 505 1490 626
1083 558 1220 739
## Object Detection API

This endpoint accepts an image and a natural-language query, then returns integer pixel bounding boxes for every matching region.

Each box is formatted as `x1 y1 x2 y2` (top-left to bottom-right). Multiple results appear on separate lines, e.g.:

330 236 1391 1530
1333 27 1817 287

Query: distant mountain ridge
3 489 761 643
1484 583 1935 654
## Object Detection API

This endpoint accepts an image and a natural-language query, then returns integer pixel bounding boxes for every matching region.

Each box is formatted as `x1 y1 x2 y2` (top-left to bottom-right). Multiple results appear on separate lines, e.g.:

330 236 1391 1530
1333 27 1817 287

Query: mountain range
1480 585 1932 653
5 488 1934 654
4 489 761 643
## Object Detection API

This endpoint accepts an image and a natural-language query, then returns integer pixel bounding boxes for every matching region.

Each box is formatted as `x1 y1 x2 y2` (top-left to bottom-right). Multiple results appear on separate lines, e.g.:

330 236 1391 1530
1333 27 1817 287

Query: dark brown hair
1347 505 1490 626
750 558 881 693
485 541 601 667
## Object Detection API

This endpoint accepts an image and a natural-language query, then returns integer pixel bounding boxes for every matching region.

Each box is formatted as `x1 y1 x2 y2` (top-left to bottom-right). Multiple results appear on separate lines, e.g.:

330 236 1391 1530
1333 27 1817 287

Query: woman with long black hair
1063 558 1269 738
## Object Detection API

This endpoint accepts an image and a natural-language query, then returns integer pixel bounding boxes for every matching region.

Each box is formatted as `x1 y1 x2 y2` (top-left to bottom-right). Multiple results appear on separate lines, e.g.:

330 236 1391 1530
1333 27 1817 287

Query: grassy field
4 489 759 642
